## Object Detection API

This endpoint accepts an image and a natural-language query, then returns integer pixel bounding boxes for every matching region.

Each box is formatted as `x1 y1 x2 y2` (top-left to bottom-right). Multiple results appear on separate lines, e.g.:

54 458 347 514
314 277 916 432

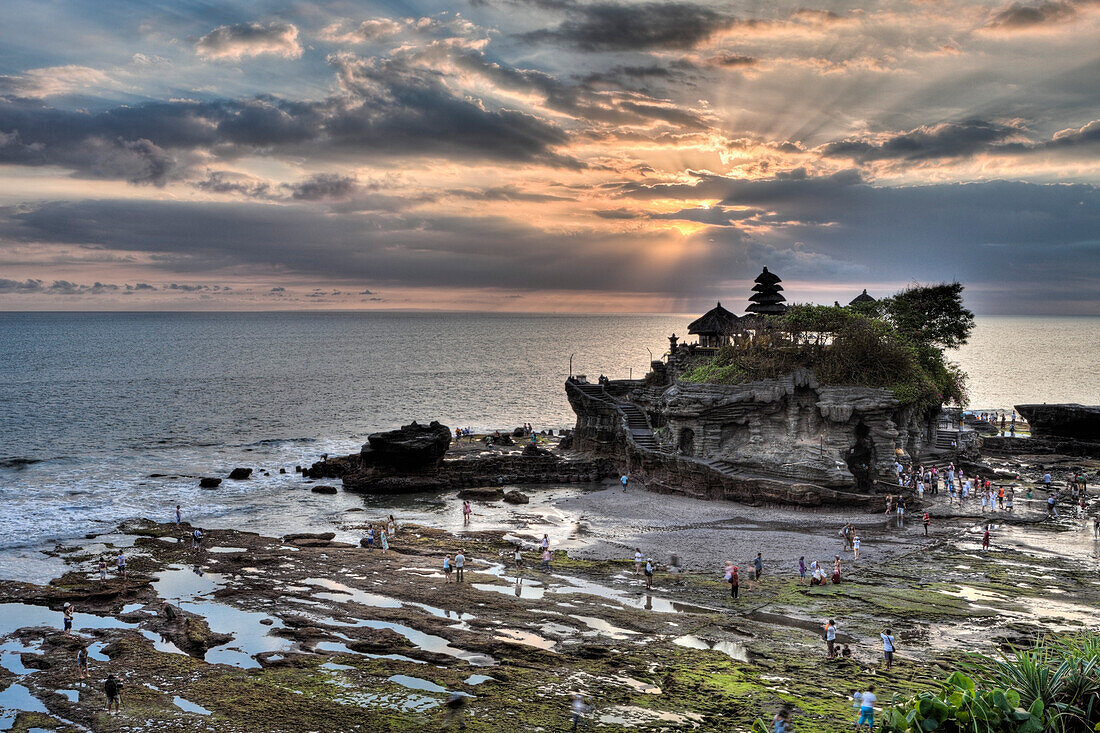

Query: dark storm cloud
194 171 272 197
986 0 1079 28
709 54 758 68
0 54 579 184
820 120 1024 162
286 173 358 201
522 2 736 50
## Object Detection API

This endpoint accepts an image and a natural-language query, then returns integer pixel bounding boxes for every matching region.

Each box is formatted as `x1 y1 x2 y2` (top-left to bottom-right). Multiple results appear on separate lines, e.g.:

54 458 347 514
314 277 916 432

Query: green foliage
882 281 975 349
681 288 971 410
885 634 1100 733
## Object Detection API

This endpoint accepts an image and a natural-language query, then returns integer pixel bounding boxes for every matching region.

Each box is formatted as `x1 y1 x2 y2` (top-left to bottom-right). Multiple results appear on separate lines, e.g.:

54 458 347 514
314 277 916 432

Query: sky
0 0 1097 313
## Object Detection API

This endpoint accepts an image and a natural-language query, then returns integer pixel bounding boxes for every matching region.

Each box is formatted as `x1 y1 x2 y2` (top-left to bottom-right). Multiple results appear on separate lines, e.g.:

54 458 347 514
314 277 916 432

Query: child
856 685 877 730
852 536 861 560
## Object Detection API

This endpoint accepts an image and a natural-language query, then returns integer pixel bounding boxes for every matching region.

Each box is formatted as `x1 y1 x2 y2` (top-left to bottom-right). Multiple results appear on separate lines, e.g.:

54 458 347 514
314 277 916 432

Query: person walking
832 555 842 584
981 527 991 552
881 628 896 669
852 535 861 560
513 546 523 571
825 619 837 658
104 673 122 714
620 474 628 492
462 500 472 525
729 565 739 599
855 685 877 731
454 550 465 582
540 547 551 572
569 693 591 731
644 558 654 590
753 553 763 583
922 511 930 536
442 691 467 729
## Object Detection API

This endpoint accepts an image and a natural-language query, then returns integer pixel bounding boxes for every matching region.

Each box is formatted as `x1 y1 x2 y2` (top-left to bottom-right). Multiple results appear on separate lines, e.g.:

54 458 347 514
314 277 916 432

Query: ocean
0 312 1097 565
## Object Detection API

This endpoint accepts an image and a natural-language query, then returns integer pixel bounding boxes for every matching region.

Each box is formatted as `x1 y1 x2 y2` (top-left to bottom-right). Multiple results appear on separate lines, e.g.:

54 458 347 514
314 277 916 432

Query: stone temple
565 268 948 506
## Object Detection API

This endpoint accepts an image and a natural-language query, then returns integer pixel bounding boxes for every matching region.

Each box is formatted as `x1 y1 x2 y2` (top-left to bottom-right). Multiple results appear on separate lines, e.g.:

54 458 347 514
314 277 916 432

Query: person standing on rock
753 553 763 583
634 549 644 575
98 557 107 582
380 528 389 554
881 629 896 669
76 644 89 680
824 619 837 658
454 550 465 582
729 565 739 599
462 501 472 525
798 557 807 585
982 527 991 551
175 504 182 526
116 551 126 579
443 554 453 583
540 534 550 552
388 515 397 536
104 673 122 714
541 547 552 572
644 557 654 589
366 526 374 549
923 512 931 536
852 535 861 560
514 546 523 571
63 603 74 636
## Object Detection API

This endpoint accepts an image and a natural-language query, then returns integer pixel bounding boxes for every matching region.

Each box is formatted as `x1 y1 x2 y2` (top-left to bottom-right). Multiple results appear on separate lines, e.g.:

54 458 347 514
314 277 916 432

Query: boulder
457 487 505 501
228 467 253 480
311 485 338 495
199 477 221 489
279 468 286 474
522 443 550 457
503 490 529 504
360 421 452 470
512 427 525 437
283 532 336 543
558 434 574 451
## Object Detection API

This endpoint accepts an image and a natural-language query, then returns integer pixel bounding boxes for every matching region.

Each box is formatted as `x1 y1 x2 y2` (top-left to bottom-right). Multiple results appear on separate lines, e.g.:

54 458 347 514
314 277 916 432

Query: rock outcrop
198 477 221 489
503 490 530 504
1016 404 1100 440
361 421 452 470
228 467 253 480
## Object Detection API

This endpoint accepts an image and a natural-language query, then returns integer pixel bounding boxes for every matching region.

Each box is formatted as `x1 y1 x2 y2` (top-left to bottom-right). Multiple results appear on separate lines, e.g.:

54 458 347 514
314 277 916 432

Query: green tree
882 282 975 349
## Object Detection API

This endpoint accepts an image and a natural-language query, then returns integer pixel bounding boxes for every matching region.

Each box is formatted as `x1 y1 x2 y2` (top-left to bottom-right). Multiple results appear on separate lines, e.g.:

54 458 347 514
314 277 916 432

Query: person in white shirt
634 549 644 575
454 551 466 583
881 628 896 668
856 685 877 730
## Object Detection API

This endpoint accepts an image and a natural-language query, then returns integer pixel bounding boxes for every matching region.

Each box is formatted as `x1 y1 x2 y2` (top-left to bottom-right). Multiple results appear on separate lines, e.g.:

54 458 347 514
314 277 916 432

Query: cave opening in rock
845 420 876 492
679 427 695 456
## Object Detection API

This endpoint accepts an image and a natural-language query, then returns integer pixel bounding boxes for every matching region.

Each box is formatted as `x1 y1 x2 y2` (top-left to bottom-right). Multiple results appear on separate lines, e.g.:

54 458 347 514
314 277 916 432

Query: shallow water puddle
570 615 638 640
614 676 662 694
673 635 750 663
493 628 556 650
56 689 79 703
0 640 41 676
388 675 448 693
173 696 212 715
304 578 472 621
464 674 494 685
598 704 702 727
0 683 49 729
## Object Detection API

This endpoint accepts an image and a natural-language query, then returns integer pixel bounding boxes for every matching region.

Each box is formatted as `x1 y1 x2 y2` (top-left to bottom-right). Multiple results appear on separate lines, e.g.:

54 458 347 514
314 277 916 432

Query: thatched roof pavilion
688 301 740 347
849 289 876 305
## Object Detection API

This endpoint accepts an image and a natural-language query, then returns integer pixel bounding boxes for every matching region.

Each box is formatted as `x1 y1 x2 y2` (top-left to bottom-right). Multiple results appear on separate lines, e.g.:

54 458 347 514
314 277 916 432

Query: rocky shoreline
0 435 1098 731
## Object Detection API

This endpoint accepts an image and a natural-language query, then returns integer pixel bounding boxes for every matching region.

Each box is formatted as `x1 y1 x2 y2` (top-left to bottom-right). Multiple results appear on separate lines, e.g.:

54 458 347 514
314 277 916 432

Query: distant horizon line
1 309 1097 318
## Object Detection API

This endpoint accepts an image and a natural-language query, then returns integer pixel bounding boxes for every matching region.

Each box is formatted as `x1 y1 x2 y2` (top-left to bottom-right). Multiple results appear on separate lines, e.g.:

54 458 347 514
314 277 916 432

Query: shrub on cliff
680 283 971 410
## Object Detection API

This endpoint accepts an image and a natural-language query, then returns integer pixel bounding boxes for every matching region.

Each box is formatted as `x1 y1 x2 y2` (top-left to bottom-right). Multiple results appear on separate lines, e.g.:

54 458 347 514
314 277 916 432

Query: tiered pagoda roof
745 267 788 315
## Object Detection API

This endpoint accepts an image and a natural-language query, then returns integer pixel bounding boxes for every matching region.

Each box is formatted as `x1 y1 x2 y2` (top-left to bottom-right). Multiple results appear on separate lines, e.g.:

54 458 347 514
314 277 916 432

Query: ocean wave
240 437 319 448
0 457 43 471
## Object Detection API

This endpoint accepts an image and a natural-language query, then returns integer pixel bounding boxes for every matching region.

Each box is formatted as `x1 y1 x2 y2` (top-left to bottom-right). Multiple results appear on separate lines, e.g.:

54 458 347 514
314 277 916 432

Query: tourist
728 564 739 599
76 644 89 679
175 504 182 526
454 550 466 582
1006 490 1015 512
982 526 991 551
514 546 523 571
917 480 924 500
380 528 389 554
443 691 467 729
1044 472 1052 488
443 554 453 583
772 708 792 733
63 603 74 636
116 551 126 579
541 547 552 572
840 524 852 550
980 490 988 513
192 528 203 548
841 644 852 658
824 619 837 658
881 628 896 669
896 495 906 526
462 500 472 525
753 553 763 582
884 495 892 515
856 684 877 730
644 557 654 590
388 514 397 535
620 473 629 492
798 556 807 585
104 673 122 714
1047 494 1059 519
832 555 842 584
852 535 861 560
923 511 931 536
98 557 107 582
366 526 375 549
540 534 550 552
634 548 644 575
569 692 590 731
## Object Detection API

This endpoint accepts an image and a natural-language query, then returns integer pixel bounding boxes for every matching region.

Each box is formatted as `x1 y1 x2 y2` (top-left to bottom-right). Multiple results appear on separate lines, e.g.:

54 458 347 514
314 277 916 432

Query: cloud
0 278 148 295
523 2 736 50
985 1 1079 29
820 120 1027 162
709 54 758 68
359 289 374 294
194 170 271 197
195 22 302 61
0 124 175 184
320 14 487 47
0 65 112 98
286 173 358 201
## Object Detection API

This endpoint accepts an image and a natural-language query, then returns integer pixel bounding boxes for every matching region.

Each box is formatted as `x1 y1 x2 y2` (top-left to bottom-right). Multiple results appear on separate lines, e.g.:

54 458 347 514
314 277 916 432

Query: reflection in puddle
388 675 448 693
673 635 750 663
570 615 638 640
494 628 556 650
173 696 212 715
599 704 702 727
